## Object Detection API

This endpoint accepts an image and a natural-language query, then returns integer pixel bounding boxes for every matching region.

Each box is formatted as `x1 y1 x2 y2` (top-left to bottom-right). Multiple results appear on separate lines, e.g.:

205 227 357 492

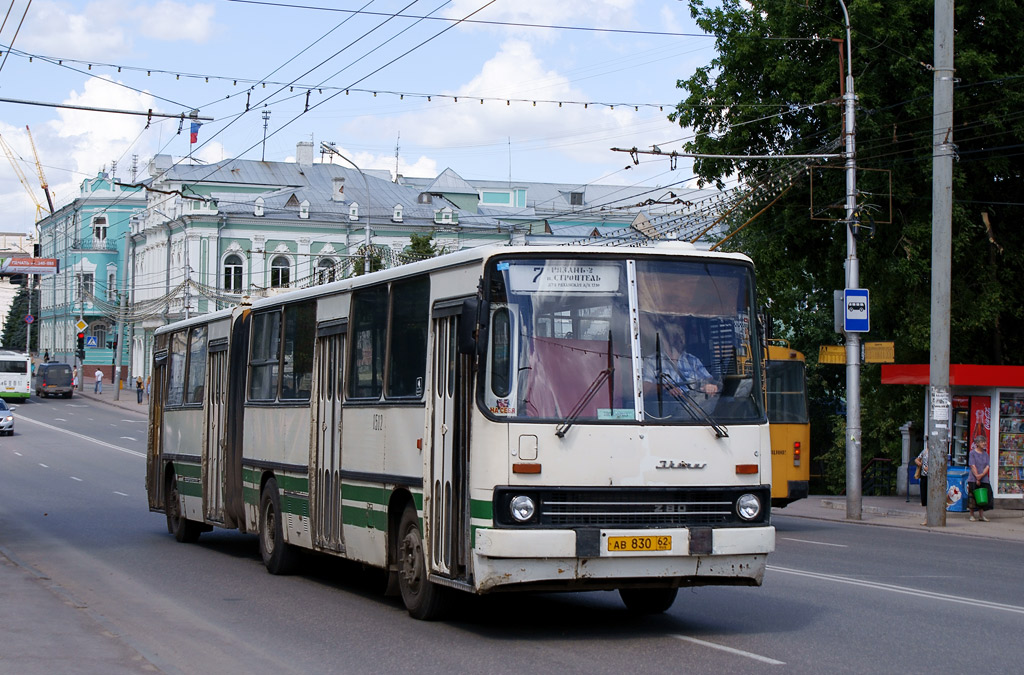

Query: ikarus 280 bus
146 242 775 619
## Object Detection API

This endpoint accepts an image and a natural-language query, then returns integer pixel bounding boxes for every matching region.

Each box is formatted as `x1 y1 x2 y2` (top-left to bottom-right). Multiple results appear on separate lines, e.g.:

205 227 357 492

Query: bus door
203 342 228 523
146 349 168 510
429 314 471 579
312 324 345 553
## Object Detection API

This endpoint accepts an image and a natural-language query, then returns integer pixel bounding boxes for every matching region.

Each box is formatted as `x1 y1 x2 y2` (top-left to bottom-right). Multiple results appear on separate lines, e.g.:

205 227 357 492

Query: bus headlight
509 495 536 522
736 493 762 521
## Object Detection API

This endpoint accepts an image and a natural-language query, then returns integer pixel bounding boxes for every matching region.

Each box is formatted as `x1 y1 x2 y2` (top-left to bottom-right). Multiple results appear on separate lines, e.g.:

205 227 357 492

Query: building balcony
72 238 119 252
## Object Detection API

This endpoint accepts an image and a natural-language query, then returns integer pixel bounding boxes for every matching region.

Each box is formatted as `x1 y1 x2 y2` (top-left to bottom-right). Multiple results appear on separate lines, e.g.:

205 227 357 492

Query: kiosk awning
881 364 1024 387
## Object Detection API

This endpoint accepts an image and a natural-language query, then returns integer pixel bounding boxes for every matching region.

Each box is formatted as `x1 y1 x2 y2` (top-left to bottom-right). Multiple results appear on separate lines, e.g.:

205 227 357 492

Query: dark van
36 363 74 398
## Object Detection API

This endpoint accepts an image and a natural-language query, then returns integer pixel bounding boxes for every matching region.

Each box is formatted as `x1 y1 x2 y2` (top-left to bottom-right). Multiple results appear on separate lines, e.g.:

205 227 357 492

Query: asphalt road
3 395 1022 674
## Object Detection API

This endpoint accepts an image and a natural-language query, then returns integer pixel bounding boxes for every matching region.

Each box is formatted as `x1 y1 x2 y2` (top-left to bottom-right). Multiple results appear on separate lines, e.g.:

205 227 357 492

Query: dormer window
570 191 584 206
254 197 265 217
392 204 403 222
433 208 458 225
349 202 359 221
418 193 432 204
300 199 310 219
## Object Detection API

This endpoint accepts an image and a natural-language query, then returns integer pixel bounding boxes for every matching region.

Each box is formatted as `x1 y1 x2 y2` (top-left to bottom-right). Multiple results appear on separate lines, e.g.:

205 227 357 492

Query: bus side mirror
458 297 489 356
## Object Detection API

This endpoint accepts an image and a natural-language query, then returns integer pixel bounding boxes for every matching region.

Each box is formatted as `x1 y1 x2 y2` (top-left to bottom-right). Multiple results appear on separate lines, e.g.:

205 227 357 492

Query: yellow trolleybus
146 242 775 619
765 340 810 507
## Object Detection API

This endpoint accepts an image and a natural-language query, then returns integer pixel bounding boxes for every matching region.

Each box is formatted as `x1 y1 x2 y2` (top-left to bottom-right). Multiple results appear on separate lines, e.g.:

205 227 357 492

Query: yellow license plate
607 535 672 552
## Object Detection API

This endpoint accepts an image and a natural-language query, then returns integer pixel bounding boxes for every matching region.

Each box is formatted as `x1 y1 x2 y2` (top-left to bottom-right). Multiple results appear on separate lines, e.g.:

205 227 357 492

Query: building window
270 256 290 288
76 273 94 300
481 191 511 206
107 272 117 301
254 197 265 217
93 216 107 241
349 202 359 221
92 324 108 349
392 204 403 222
570 192 584 206
317 258 335 285
224 254 243 293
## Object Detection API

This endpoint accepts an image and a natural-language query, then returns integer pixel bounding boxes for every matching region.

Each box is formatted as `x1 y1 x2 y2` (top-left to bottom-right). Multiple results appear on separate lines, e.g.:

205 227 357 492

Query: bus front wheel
397 505 447 620
259 477 299 575
166 472 201 543
619 587 678 614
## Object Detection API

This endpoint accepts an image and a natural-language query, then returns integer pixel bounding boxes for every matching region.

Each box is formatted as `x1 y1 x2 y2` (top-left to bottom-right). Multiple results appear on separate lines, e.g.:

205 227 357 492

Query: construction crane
25 125 54 214
0 133 46 221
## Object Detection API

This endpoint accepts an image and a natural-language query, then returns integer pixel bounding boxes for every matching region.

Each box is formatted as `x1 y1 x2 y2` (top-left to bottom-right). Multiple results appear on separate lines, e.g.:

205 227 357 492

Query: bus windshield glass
484 257 763 425
766 360 809 424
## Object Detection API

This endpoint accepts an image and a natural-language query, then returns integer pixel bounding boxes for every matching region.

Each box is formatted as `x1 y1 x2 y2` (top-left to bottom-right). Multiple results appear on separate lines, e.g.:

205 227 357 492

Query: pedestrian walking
94 368 104 394
136 375 144 404
43 349 49 363
72 366 78 390
915 447 929 523
145 375 151 401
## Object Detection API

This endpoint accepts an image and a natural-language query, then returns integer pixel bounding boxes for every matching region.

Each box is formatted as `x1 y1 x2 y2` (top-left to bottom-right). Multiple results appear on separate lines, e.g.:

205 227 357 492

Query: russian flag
190 121 201 144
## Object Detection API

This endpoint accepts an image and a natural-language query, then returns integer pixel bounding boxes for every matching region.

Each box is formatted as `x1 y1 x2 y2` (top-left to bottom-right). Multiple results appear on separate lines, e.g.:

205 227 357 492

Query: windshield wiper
657 373 729 438
555 368 612 438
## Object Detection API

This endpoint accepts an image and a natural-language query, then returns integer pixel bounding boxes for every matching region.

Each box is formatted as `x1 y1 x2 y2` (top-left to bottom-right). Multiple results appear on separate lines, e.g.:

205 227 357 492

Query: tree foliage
674 0 1024 491
1 284 39 352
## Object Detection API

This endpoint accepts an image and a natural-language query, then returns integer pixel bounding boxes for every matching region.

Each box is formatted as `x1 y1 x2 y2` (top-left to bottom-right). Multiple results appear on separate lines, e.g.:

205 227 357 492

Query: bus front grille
492 486 770 529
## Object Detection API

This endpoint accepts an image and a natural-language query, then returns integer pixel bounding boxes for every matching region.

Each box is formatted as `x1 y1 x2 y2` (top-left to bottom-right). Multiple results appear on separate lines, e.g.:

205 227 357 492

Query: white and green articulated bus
146 241 775 620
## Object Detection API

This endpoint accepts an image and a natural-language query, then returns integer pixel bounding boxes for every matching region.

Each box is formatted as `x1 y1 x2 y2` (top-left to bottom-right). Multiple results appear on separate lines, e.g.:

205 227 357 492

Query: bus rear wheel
166 472 201 543
619 587 678 614
397 504 447 620
259 477 299 575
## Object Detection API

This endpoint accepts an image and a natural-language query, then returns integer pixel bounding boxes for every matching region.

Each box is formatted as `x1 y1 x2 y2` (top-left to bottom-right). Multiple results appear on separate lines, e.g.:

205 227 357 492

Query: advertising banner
0 257 59 275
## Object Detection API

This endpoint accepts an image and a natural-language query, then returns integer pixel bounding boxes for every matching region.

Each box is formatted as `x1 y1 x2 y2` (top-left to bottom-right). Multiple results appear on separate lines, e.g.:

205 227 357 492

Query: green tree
673 0 1024 492
1 284 39 352
402 232 444 261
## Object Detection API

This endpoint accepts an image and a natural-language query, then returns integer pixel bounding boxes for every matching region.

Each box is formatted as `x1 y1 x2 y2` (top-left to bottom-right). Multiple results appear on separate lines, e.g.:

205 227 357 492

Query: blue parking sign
844 289 869 332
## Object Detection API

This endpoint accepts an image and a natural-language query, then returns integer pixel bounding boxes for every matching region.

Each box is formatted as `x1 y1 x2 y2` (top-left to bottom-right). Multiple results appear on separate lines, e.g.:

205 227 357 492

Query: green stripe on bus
178 479 203 498
277 473 309 494
342 503 387 530
282 493 309 518
341 483 388 505
243 485 258 506
470 499 493 521
175 463 202 479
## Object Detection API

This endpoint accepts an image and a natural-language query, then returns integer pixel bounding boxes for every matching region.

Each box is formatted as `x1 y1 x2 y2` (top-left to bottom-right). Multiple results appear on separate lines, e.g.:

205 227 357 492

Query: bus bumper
471 525 774 592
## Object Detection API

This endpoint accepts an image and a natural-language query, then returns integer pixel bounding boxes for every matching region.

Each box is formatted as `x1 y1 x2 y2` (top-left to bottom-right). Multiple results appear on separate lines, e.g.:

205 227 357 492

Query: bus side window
386 277 429 399
490 308 511 397
349 286 388 399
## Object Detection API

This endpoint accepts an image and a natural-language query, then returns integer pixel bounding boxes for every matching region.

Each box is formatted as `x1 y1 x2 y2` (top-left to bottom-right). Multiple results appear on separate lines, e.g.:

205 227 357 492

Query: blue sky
0 0 719 233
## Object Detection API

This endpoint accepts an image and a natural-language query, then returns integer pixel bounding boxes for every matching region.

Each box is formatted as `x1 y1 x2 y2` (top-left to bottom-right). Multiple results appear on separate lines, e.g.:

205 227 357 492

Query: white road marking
121 419 147 424
780 537 849 548
54 418 67 422
770 565 1024 615
71 476 83 482
39 463 49 468
18 416 145 458
13 451 22 456
671 634 785 665
120 436 137 441
113 491 129 497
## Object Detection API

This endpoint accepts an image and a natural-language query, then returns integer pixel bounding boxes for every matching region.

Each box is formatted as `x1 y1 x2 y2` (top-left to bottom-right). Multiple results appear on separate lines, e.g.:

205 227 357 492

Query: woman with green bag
968 435 992 522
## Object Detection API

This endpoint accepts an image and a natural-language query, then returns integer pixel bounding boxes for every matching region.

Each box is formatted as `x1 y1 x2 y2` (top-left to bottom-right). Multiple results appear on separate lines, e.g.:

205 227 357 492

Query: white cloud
20 1 216 59
444 0 638 36
44 77 154 193
342 40 672 178
126 1 217 43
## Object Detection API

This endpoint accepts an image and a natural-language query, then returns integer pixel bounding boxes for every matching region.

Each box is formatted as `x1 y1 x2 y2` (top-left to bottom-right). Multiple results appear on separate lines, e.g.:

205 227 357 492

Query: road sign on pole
844 288 869 332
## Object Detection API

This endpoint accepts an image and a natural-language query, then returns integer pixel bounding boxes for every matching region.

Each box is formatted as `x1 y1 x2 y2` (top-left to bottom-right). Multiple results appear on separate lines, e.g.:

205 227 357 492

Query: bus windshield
766 360 809 424
483 257 763 425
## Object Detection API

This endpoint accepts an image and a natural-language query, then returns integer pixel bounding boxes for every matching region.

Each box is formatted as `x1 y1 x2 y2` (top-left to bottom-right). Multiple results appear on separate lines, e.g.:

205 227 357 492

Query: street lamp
320 143 372 274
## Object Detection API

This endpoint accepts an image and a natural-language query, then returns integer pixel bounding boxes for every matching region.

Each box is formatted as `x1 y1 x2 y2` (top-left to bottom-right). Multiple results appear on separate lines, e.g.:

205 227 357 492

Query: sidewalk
778 493 1024 543
73 377 150 414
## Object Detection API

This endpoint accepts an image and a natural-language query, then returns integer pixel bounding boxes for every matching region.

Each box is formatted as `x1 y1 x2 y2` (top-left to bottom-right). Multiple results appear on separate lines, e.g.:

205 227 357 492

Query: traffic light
76 332 86 361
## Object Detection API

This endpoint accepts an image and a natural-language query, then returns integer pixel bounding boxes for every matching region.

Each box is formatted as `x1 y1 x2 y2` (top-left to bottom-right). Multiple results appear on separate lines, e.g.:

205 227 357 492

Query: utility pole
838 0 863 520
925 0 955 527
261 110 271 161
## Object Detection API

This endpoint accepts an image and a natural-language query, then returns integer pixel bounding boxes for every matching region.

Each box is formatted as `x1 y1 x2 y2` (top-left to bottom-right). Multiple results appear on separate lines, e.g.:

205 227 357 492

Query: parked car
0 398 14 435
36 362 74 398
